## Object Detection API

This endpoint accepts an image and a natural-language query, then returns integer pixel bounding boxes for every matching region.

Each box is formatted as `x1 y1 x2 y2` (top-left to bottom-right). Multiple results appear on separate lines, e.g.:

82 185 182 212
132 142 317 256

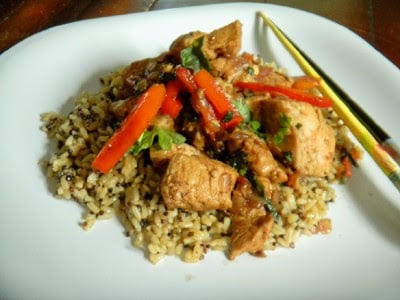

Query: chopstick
257 11 400 192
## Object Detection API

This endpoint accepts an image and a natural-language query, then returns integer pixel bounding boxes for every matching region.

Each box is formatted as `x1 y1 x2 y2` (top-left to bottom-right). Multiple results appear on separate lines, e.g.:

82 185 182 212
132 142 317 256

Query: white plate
0 3 399 300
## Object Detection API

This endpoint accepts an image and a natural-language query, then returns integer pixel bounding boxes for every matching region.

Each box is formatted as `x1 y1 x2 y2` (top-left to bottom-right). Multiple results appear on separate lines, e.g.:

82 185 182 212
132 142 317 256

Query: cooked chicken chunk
229 177 274 260
150 143 201 168
253 97 335 177
227 129 287 183
150 114 175 131
160 154 238 211
109 96 137 119
118 54 169 100
202 20 242 60
181 119 207 151
254 65 293 87
210 55 251 80
169 20 242 65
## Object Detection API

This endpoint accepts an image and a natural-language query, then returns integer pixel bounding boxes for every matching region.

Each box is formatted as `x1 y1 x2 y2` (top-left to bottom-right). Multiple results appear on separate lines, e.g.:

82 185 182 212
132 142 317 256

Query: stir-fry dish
41 21 362 263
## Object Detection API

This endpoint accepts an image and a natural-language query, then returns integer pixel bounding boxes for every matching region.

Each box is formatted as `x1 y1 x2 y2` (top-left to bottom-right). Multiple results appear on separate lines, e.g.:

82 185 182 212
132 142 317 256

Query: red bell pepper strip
161 80 183 118
176 66 197 94
176 67 221 137
92 84 166 173
234 81 332 108
193 69 243 129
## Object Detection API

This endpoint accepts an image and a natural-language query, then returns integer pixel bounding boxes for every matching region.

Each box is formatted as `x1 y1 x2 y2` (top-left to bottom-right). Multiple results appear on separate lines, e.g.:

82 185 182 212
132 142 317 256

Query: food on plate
40 20 362 263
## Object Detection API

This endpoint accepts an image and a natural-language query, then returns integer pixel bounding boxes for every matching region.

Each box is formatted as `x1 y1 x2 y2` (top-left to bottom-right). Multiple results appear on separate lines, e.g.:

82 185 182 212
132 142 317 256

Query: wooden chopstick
257 11 400 192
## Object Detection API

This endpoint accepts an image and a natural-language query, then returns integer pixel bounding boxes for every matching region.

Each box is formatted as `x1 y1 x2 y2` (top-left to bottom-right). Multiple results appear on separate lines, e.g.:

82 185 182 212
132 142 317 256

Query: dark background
1 0 399 68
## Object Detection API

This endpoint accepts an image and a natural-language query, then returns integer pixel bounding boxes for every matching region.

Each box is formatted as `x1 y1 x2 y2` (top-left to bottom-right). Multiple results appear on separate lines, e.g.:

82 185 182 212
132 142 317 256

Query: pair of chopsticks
257 12 400 192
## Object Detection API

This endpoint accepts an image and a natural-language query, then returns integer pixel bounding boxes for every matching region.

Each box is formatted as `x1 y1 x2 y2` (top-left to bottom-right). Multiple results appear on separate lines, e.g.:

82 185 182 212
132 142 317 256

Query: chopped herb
225 150 248 176
273 129 286 145
282 151 293 165
232 99 251 122
225 150 278 221
246 67 254 75
180 47 200 72
249 120 267 139
237 119 267 139
273 114 292 145
231 99 268 138
157 127 186 150
130 126 186 155
130 130 155 155
295 123 302 129
249 120 261 131
223 111 234 122
180 37 210 72
248 174 279 222
263 200 278 221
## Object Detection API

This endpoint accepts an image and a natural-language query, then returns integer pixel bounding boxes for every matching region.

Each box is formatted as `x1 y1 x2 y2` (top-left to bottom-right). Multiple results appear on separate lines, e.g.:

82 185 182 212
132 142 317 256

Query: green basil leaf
158 127 186 150
157 129 172 150
169 130 186 144
248 174 279 222
131 126 186 155
192 37 211 71
232 99 251 122
180 37 210 72
131 130 157 155
180 46 201 72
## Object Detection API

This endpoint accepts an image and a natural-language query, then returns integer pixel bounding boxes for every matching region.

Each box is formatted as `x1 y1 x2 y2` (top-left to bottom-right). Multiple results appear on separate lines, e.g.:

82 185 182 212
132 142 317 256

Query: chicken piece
150 143 201 168
219 64 292 90
253 97 335 177
227 129 288 183
150 114 175 131
227 129 287 198
254 66 293 87
229 177 274 260
210 56 251 80
117 53 171 100
109 96 137 120
181 119 207 151
160 154 238 211
168 20 242 64
122 57 155 82
202 20 242 60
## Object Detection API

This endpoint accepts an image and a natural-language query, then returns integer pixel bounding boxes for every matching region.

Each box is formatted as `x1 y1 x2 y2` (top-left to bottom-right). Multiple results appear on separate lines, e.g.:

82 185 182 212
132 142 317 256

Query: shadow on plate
254 16 275 64
253 14 291 68
346 165 400 248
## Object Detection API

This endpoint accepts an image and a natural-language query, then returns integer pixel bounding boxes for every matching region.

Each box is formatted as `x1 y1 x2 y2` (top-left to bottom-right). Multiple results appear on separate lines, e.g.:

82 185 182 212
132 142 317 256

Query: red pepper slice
92 84 166 173
234 81 332 108
176 66 197 94
176 67 221 137
161 80 183 118
194 69 243 129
